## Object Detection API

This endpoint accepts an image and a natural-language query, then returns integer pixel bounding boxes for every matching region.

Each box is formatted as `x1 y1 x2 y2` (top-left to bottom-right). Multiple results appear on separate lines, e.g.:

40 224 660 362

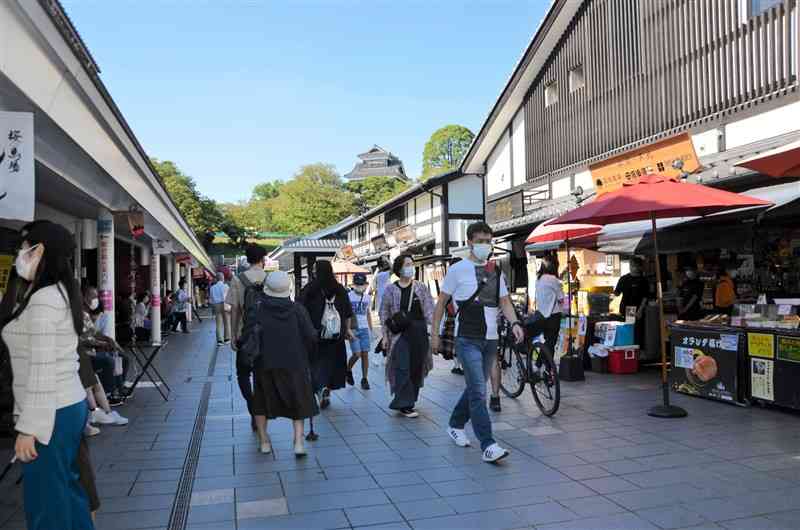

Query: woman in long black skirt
251 271 319 456
380 254 434 418
298 261 354 409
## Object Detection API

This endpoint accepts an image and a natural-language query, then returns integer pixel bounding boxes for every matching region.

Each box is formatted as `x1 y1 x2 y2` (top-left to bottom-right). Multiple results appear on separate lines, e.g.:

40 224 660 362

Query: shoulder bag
385 282 416 335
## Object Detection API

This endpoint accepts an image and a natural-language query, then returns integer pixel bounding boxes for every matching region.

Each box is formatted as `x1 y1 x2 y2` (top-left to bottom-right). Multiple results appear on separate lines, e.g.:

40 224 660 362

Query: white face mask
353 285 367 294
685 271 697 280
15 244 40 281
401 266 415 279
471 243 492 263
89 298 100 310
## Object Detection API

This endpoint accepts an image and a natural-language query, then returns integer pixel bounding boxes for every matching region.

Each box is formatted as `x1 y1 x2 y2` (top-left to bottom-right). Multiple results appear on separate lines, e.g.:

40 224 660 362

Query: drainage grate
166 382 210 530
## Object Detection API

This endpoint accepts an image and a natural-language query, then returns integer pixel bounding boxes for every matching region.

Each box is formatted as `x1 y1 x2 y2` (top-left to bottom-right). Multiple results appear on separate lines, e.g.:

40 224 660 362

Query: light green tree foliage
269 163 355 234
346 176 411 213
421 125 475 180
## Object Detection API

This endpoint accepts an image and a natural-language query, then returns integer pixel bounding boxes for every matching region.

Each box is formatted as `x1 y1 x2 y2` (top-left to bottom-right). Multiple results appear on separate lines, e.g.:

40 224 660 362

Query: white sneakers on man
92 408 128 426
482 443 510 463
447 427 471 447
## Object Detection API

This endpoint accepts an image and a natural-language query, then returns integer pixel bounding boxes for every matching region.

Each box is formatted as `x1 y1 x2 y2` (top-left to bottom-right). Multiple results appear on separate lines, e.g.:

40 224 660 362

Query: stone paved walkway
2 316 800 529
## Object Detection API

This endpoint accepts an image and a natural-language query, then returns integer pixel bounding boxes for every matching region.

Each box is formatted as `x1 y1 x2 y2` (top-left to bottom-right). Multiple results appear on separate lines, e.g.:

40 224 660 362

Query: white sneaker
259 436 272 454
294 441 307 457
109 410 129 426
84 423 100 437
91 409 115 425
447 427 471 448
482 443 509 463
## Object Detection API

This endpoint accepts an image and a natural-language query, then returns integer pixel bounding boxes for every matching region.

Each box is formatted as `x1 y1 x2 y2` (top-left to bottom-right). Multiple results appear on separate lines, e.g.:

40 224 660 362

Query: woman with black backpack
298 260 354 409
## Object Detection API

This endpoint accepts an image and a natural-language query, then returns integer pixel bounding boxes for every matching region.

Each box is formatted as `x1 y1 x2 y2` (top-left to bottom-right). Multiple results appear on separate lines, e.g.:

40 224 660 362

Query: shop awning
736 139 800 178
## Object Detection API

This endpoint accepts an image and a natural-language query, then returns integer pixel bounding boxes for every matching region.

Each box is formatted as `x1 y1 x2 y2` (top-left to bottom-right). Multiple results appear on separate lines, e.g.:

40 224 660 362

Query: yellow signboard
748 333 775 359
590 133 701 195
0 254 12 294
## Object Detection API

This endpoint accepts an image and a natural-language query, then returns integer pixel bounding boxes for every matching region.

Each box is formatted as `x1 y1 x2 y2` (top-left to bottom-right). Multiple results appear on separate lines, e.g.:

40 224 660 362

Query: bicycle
497 318 561 417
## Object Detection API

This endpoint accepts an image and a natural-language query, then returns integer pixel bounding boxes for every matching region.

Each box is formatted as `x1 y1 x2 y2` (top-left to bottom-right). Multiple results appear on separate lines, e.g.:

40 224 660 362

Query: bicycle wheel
529 343 560 416
498 338 526 398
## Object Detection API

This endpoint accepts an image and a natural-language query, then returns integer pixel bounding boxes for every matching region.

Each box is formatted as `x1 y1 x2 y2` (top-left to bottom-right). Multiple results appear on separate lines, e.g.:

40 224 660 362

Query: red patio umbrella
527 219 602 356
551 175 772 418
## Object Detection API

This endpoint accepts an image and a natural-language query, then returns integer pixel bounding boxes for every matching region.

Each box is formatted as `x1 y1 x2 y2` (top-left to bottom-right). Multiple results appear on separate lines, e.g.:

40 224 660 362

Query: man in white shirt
431 222 524 464
209 272 230 346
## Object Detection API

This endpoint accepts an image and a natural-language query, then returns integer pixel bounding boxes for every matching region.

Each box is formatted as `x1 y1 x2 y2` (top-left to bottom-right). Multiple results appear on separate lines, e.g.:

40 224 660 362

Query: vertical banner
0 112 34 222
150 248 161 345
97 211 115 339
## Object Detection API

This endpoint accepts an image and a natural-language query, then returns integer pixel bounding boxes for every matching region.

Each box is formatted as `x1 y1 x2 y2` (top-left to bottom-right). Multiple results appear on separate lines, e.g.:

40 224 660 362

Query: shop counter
670 322 800 411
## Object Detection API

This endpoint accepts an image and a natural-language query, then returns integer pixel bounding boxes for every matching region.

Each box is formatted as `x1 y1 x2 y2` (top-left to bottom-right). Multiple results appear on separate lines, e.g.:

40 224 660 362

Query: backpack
236 273 267 366
320 294 341 341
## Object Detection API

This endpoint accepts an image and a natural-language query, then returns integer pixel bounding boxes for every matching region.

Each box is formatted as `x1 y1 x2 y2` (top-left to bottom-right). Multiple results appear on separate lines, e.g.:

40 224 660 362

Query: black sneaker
451 367 464 375
320 388 331 409
400 408 419 418
490 396 501 412
361 378 370 390
346 371 355 386
109 396 126 407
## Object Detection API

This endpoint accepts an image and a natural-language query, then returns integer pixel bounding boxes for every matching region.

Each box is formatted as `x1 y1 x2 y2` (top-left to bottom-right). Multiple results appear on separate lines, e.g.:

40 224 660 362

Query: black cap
353 273 367 286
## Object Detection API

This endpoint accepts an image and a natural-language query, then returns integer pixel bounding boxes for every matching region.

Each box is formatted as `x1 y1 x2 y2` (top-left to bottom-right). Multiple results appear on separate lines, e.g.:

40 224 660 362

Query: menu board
751 358 775 402
671 327 743 404
748 333 775 359
777 335 800 363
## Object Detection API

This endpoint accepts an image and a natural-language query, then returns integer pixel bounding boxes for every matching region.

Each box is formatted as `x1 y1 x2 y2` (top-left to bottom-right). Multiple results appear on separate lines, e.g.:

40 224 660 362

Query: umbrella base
647 404 688 418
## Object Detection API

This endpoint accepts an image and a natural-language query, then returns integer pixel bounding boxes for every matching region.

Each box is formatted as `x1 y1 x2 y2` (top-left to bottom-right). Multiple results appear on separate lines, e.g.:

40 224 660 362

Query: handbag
385 282 416 335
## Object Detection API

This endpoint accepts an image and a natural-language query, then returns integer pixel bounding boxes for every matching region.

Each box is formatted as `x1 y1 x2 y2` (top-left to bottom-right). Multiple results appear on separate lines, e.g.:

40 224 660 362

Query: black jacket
254 296 317 371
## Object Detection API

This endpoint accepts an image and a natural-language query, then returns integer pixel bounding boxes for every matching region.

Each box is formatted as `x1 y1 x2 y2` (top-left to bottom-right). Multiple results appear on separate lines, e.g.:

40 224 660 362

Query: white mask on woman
401 266 415 279
15 244 41 281
89 298 100 310
353 285 367 294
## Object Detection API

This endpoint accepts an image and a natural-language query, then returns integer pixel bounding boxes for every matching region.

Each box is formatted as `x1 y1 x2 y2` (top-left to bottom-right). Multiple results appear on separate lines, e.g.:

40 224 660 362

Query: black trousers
171 312 188 333
236 350 254 415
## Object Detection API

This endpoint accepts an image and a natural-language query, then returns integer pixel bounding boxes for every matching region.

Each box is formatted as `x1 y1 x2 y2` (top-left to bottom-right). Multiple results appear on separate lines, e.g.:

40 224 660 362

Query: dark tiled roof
283 238 346 249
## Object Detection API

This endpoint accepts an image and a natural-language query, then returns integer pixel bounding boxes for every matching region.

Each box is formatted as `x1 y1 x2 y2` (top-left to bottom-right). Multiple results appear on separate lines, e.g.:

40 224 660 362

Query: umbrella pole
566 239 573 355
647 213 688 418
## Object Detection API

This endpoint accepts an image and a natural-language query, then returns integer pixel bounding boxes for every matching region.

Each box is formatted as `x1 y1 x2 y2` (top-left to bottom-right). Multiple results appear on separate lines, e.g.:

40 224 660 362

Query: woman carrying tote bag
379 254 434 418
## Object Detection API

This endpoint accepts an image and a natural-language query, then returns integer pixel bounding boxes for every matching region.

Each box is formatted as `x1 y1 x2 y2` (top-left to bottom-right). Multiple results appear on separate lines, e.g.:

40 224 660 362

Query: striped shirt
1 284 86 445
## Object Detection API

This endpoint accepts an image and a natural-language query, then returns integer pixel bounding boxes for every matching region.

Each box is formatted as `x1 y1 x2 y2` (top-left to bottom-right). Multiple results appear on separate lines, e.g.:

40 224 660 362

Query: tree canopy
421 124 475 180
269 163 356 234
346 176 411 214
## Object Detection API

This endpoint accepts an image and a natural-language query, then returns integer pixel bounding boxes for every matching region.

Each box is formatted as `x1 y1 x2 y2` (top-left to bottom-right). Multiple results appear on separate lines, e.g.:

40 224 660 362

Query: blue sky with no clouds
61 0 550 203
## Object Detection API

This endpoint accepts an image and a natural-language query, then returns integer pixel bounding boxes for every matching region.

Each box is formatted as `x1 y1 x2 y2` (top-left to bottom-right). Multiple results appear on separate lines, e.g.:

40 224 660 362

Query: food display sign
751 358 774 402
748 333 775 359
0 254 12 294
777 335 800 363
670 327 743 404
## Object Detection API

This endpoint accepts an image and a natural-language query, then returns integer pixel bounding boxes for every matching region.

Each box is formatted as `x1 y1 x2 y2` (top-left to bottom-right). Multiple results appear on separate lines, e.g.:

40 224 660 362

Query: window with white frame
742 0 783 20
545 81 559 107
569 65 585 93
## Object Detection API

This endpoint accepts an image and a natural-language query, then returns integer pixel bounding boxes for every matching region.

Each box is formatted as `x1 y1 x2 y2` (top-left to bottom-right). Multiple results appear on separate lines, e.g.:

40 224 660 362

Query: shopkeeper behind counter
678 266 705 321
614 258 650 345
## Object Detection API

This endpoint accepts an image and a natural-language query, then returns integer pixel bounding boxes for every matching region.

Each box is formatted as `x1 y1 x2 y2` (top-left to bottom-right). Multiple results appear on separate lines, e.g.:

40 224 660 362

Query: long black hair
0 221 83 341
537 254 559 279
311 260 340 296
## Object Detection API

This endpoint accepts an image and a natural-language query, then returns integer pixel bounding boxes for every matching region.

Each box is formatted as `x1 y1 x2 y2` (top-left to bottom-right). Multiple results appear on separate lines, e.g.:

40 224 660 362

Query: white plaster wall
486 130 512 196
448 175 483 215
552 176 572 198
726 100 800 148
512 111 526 187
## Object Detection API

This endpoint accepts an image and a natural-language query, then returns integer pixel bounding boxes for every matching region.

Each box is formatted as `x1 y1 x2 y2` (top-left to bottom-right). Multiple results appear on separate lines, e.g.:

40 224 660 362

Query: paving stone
384 483 439 503
560 464 613 480
638 505 711 529
395 498 457 520
236 497 289 520
410 507 526 530
287 489 391 514
191 488 234 506
582 476 641 494
345 504 404 527
557 495 627 517
237 508 350 529
514 501 579 525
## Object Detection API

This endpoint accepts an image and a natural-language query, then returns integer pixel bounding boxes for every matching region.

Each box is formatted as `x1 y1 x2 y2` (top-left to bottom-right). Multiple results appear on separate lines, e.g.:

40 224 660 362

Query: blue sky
62 1 548 203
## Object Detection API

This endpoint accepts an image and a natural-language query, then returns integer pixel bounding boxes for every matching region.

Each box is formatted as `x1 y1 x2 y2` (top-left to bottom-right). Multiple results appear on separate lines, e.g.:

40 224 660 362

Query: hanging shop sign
338 245 356 261
591 133 701 196
264 258 280 272
175 253 192 264
0 112 34 222
126 208 145 237
670 326 744 404
393 225 416 244
486 191 524 225
0 254 13 294
371 234 389 252
153 239 174 255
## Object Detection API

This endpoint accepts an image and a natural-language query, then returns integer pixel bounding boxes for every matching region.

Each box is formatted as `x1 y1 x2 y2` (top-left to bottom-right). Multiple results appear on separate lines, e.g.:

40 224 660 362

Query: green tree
346 176 411 213
270 163 355 234
153 158 230 248
421 124 475 180
252 181 283 201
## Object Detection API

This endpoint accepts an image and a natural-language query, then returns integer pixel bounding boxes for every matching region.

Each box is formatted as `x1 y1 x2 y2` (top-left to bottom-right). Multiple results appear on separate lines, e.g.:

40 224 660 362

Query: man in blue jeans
431 222 525 463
